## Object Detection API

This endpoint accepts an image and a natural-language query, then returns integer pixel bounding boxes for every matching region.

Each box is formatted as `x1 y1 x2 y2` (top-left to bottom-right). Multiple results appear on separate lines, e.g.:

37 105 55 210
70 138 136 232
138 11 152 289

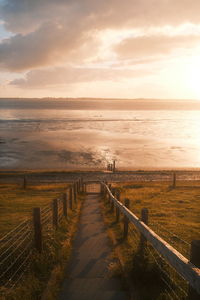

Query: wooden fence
1 178 200 298
101 182 200 299
0 178 84 290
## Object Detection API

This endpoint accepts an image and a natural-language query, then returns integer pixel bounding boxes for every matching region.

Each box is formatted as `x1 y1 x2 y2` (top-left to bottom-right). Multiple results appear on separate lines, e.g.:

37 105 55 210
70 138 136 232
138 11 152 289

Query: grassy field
113 181 200 246
1 178 200 299
102 181 200 299
0 182 70 237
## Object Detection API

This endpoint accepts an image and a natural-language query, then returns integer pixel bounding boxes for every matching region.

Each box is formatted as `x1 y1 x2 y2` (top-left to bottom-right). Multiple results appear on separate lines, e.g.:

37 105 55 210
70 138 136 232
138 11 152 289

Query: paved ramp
59 183 127 300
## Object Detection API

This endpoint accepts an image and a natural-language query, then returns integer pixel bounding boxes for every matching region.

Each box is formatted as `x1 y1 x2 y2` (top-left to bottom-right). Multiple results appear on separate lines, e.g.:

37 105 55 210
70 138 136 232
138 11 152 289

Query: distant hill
1 97 200 110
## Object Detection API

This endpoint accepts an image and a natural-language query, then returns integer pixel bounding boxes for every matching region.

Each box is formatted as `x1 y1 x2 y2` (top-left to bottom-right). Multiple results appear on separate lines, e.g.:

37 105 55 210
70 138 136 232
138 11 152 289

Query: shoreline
1 167 200 174
1 169 200 184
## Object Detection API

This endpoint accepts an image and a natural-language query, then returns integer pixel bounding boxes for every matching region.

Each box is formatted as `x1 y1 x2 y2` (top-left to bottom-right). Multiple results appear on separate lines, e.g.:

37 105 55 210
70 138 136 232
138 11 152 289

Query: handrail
101 182 200 295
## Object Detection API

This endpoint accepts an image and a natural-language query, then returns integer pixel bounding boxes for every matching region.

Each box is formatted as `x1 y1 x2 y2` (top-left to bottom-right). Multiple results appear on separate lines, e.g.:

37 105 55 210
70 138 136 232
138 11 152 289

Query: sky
1 0 200 99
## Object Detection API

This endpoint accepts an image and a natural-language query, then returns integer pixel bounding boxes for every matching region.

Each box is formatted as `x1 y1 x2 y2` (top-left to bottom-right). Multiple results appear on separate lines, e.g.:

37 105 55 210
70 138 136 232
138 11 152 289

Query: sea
0 98 200 170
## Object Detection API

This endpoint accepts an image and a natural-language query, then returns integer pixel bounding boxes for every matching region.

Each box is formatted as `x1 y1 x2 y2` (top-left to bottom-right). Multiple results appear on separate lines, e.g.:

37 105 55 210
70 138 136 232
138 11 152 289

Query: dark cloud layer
0 21 88 71
3 0 200 32
1 0 200 73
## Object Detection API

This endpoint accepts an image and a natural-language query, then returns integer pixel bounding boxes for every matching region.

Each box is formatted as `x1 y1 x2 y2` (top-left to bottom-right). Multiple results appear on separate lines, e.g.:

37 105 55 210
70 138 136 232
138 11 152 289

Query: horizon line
1 97 200 101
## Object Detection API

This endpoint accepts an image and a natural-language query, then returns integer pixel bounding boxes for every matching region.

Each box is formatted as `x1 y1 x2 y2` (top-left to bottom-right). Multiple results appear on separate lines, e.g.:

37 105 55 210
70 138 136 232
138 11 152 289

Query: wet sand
1 127 200 170
1 98 200 170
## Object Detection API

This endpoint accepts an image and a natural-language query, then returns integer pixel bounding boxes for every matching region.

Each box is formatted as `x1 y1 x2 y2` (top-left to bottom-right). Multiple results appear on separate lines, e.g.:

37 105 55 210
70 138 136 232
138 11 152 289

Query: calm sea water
0 99 200 170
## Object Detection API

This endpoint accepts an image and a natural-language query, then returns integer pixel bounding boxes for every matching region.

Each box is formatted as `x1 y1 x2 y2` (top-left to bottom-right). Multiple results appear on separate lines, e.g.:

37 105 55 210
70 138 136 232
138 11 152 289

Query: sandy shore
1 127 200 170
1 99 200 170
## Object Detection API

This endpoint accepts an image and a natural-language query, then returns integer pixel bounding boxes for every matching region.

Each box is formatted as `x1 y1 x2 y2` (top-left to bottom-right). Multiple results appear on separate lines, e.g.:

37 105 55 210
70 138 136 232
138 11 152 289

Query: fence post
69 187 73 210
100 182 103 195
77 180 80 194
73 183 77 204
103 181 105 195
104 183 107 197
53 199 58 229
103 182 107 201
116 190 120 222
108 184 111 206
172 172 176 188
80 177 83 192
75 181 77 194
113 160 116 172
111 188 115 212
108 183 111 203
63 192 67 217
33 207 42 253
77 180 79 194
187 240 200 299
140 208 149 250
80 177 83 193
105 181 108 200
123 198 130 239
79 178 82 192
78 180 80 193
23 176 27 189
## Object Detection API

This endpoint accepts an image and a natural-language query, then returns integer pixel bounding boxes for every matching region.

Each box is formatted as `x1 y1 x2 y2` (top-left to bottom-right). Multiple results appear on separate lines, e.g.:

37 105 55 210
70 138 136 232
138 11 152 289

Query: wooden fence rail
101 182 200 297
33 179 84 252
0 178 84 290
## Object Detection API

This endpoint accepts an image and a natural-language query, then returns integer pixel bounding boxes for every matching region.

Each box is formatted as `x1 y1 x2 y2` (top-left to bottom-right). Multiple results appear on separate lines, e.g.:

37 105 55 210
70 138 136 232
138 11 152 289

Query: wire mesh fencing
127 222 189 299
0 219 33 289
102 182 200 300
150 221 191 259
0 180 82 293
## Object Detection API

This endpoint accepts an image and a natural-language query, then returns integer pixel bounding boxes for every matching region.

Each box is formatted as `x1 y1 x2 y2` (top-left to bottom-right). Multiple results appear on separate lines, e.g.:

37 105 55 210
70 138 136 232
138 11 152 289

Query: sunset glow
185 55 200 99
1 1 200 99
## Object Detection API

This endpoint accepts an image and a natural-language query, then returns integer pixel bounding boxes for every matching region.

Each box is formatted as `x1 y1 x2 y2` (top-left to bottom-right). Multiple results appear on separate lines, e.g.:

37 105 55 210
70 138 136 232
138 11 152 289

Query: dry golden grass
112 181 200 244
102 181 200 299
0 183 84 300
0 182 70 236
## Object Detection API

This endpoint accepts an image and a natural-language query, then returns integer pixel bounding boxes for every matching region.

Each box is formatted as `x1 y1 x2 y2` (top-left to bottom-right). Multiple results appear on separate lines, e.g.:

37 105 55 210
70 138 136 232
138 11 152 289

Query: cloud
10 66 152 88
2 0 200 33
1 0 200 72
115 35 200 58
0 0 75 33
0 20 101 71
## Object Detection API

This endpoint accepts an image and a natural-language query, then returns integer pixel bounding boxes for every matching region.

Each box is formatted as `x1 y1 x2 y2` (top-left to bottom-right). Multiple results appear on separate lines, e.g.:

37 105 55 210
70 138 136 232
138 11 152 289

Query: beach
1 98 200 170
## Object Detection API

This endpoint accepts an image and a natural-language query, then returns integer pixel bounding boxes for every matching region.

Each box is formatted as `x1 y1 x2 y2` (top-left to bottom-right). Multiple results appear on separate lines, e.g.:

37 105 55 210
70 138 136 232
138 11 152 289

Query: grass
2 201 83 300
113 181 200 245
0 182 84 300
102 180 200 299
0 182 70 237
102 198 164 300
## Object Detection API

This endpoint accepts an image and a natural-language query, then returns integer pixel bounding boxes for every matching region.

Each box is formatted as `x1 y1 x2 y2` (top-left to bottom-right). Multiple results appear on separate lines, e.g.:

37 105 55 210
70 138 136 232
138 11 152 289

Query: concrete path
59 187 128 300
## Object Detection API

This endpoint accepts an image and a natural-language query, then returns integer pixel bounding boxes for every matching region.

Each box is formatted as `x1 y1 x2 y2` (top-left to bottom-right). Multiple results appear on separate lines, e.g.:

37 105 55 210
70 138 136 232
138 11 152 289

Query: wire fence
102 182 200 300
0 179 83 292
150 221 191 259
1 179 199 298
147 222 191 299
127 222 189 299
147 244 188 300
0 219 33 289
